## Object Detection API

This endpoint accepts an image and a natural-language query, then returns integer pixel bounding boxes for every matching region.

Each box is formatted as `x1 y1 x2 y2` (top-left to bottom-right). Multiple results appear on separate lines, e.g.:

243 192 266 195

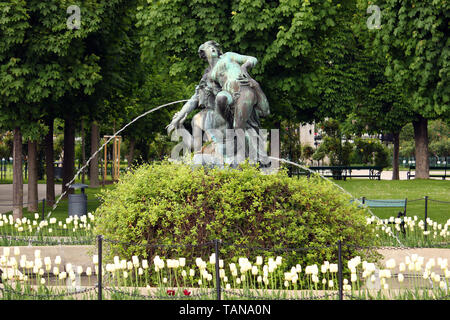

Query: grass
333 179 449 225
1 184 113 222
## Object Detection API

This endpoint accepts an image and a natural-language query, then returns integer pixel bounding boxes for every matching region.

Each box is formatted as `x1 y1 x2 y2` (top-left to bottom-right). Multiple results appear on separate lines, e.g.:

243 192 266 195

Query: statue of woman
197 40 270 131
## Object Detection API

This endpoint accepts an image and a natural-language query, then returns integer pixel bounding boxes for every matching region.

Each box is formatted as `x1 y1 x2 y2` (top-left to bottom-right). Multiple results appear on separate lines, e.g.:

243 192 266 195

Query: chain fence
1 233 449 301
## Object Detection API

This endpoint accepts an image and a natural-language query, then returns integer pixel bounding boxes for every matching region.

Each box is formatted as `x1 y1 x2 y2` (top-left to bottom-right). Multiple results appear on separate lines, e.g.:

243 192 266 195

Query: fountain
45 40 404 247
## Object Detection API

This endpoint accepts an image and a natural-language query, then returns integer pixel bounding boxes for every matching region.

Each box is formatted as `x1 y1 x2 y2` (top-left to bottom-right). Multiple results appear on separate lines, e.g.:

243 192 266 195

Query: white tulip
66 263 72 273
189 269 195 277
123 271 128 279
312 274 319 283
351 273 357 282
398 273 404 283
77 266 83 274
3 247 10 257
178 258 186 267
405 256 411 265
92 255 98 265
433 274 440 283
142 260 148 269
138 268 144 276
445 269 450 279
251 266 258 275
44 256 51 266
399 262 406 272
41 278 46 285
296 264 302 273
209 253 216 264
132 256 139 267
86 267 92 276
275 256 282 266
385 259 396 269
414 262 422 272
13 247 20 256
329 264 338 273
329 280 334 288
127 261 133 270
256 256 263 265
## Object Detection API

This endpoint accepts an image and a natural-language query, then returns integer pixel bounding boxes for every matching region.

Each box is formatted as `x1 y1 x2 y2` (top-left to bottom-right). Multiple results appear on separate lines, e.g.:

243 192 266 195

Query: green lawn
333 179 450 224
3 184 113 221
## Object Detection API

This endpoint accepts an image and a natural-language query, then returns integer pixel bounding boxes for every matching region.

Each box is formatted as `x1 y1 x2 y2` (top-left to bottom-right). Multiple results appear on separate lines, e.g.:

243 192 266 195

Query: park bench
407 165 448 180
352 197 407 234
308 166 383 180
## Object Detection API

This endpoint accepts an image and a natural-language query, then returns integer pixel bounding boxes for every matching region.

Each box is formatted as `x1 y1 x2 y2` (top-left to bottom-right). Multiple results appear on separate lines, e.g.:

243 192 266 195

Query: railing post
41 199 45 221
424 196 428 233
97 235 103 300
337 240 343 300
214 239 221 300
362 196 366 205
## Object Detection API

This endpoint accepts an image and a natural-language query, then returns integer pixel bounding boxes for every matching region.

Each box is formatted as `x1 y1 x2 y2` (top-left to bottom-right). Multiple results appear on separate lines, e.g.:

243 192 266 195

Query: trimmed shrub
94 161 379 267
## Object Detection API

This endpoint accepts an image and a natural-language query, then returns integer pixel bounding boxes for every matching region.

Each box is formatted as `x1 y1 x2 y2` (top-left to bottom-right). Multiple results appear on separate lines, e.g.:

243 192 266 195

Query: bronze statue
167 40 270 164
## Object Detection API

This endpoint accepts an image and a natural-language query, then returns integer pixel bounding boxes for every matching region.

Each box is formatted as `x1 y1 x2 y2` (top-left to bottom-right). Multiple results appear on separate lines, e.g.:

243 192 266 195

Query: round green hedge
94 161 378 266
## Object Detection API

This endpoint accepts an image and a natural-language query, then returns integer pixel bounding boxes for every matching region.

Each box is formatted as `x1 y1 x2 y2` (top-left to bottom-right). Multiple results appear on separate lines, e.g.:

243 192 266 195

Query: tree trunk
44 116 55 206
126 138 135 169
89 121 100 188
27 140 38 212
62 117 75 196
391 132 400 180
12 127 23 220
412 116 429 179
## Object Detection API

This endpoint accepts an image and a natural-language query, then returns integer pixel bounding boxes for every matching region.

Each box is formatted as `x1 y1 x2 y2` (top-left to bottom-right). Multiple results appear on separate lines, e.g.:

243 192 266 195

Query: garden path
0 184 62 214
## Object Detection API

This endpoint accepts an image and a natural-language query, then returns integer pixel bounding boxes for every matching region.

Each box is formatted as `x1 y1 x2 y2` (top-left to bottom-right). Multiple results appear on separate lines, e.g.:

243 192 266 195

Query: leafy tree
369 0 449 178
137 0 363 130
0 1 133 214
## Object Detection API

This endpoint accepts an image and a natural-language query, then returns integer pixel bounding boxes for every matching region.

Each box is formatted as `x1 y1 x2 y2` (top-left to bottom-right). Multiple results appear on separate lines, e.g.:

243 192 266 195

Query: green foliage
0 131 13 158
137 0 363 125
94 161 378 266
368 0 449 120
352 137 390 167
313 119 353 166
